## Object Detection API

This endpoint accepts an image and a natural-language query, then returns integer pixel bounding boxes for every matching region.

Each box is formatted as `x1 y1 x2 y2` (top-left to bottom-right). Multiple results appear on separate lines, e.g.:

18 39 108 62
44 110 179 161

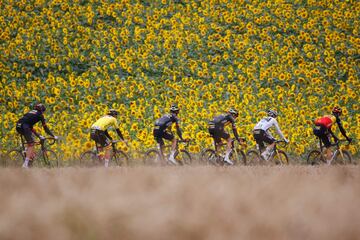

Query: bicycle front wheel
307 150 324 165
112 150 129 167
246 150 262 166
333 150 352 165
201 149 219 166
272 150 289 165
6 149 25 167
230 149 246 165
80 151 101 167
144 149 162 166
42 150 59 168
175 150 192 165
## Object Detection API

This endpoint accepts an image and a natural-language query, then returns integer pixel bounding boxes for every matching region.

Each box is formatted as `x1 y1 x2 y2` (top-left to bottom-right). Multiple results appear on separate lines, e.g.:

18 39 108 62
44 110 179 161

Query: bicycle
246 140 289 165
6 137 59 168
201 138 247 166
144 139 192 166
307 139 353 165
79 140 129 167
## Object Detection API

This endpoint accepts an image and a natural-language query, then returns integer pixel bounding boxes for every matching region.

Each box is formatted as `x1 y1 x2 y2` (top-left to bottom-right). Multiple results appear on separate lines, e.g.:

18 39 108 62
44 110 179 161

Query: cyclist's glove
284 138 289 144
39 135 46 141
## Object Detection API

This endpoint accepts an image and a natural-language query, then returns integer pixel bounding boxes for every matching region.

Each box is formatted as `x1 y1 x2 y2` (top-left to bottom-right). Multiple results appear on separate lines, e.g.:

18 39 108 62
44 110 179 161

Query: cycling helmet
34 103 46 113
267 109 278 118
228 108 239 118
170 104 180 114
332 106 342 116
108 109 119 117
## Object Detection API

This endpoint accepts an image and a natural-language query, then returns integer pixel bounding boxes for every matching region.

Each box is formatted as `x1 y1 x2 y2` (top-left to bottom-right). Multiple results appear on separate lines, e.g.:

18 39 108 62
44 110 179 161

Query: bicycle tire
230 149 246 165
246 150 262 166
201 149 219 166
6 149 25 167
144 149 162 166
333 150 352 165
80 151 101 167
112 150 129 167
176 150 192 165
41 150 59 168
307 150 324 165
272 150 289 165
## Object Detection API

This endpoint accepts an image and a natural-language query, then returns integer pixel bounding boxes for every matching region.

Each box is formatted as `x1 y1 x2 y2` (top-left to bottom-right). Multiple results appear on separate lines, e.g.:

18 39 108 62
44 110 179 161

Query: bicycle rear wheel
144 149 162 166
6 149 25 167
112 150 129 167
175 150 192 165
246 150 262 166
80 151 101 167
272 150 289 165
307 150 324 165
333 150 352 165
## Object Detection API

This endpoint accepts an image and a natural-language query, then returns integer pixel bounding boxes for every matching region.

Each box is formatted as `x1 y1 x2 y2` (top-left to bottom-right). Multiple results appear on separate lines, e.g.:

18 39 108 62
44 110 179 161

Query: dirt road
0 166 359 240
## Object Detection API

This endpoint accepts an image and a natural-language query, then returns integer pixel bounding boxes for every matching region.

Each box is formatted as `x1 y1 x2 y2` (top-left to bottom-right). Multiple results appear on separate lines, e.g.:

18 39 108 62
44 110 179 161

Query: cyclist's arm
105 130 113 140
175 123 184 141
272 119 285 139
231 123 240 141
336 117 350 140
115 128 124 141
41 117 55 137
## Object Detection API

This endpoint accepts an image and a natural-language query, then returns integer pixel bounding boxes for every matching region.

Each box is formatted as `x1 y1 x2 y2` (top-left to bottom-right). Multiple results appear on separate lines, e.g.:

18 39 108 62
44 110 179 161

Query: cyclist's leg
163 131 177 164
219 131 233 164
154 128 165 161
253 130 265 152
17 125 35 168
93 130 111 167
316 127 332 162
262 131 275 159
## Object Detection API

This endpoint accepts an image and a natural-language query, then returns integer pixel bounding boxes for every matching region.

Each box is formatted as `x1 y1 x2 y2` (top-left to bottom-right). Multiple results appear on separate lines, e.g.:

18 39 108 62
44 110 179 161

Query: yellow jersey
91 115 119 131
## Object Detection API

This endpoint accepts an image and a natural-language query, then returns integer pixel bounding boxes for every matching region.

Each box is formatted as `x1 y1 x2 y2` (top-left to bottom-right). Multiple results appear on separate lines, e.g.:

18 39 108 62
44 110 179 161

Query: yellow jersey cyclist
208 108 242 165
16 103 58 168
90 109 125 167
313 106 352 163
253 109 289 160
153 104 184 165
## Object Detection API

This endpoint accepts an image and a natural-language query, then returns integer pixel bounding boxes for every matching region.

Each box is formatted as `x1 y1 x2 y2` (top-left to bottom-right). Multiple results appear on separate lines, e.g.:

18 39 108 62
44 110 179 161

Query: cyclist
90 109 125 167
153 104 184 165
208 108 242 165
16 103 58 168
253 109 289 160
313 106 352 163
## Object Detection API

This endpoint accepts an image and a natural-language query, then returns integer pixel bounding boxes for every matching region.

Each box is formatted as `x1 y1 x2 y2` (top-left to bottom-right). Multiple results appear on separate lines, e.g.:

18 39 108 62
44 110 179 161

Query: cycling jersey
16 110 54 140
17 110 46 127
91 115 119 131
208 113 239 142
253 117 285 139
314 115 336 129
208 114 236 129
154 113 179 131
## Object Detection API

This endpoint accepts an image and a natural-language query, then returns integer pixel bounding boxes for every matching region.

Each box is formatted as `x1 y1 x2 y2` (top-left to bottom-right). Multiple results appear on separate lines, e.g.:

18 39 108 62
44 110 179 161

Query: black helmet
332 106 342 116
34 103 46 113
108 109 119 117
267 109 278 118
228 108 239 118
170 104 180 114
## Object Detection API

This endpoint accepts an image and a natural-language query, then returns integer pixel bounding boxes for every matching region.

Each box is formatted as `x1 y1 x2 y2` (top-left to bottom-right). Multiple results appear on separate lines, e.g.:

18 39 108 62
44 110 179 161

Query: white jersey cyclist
253 117 285 140
253 109 288 159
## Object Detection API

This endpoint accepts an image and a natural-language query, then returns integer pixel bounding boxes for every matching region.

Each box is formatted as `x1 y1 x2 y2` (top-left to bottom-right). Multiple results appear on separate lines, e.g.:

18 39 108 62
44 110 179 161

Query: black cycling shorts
208 127 230 144
90 129 111 148
253 129 275 150
16 123 35 144
313 125 331 148
153 128 174 146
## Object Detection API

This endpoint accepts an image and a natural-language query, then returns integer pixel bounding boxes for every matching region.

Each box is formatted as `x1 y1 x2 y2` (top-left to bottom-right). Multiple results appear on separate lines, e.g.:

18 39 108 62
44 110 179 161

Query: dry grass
0 166 359 240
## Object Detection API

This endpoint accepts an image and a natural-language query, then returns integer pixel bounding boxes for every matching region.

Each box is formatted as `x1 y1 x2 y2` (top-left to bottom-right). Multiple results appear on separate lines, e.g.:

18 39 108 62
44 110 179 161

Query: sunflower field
0 0 359 162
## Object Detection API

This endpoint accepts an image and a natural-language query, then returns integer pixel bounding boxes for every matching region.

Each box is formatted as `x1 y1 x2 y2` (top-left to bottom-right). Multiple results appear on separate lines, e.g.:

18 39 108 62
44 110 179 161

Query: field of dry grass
0 165 359 240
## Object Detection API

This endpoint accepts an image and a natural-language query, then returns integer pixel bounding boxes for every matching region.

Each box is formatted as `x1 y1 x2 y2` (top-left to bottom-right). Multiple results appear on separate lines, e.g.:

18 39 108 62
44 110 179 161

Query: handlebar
274 140 288 148
36 137 57 146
